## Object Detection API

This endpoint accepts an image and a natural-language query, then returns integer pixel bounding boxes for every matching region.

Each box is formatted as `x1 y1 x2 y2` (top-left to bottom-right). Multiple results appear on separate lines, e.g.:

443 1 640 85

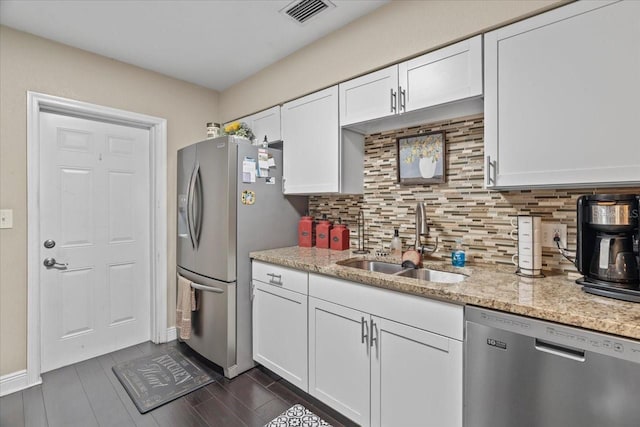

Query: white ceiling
0 0 388 91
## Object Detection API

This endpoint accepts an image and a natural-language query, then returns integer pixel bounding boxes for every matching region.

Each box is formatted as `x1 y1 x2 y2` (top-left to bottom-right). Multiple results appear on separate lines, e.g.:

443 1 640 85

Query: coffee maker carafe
576 194 640 302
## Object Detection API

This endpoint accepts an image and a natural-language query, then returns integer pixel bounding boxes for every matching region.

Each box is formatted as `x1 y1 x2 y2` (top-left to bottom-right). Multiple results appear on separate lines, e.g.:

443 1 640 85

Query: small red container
316 215 333 249
298 216 315 247
330 223 350 251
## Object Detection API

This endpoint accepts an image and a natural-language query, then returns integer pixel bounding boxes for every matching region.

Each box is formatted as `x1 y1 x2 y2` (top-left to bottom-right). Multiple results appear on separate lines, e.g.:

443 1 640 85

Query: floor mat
112 346 215 413
265 403 331 427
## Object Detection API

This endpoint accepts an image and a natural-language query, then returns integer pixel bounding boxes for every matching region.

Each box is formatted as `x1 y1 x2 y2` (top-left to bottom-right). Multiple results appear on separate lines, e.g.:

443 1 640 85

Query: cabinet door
252 106 281 144
398 35 482 113
308 297 370 426
252 281 308 391
282 86 340 194
484 1 640 188
339 65 399 126
370 316 463 427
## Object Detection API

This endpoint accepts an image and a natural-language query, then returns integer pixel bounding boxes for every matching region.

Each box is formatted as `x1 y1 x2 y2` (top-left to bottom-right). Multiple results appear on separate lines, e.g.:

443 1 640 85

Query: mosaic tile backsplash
309 114 635 273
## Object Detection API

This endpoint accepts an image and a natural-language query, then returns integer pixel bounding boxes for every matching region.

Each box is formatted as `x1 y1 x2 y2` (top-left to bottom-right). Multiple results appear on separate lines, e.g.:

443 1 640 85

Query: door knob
43 257 68 269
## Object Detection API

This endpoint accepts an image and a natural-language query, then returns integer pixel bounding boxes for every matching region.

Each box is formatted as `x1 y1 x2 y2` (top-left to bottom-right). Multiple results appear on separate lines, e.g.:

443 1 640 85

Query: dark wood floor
0 341 357 427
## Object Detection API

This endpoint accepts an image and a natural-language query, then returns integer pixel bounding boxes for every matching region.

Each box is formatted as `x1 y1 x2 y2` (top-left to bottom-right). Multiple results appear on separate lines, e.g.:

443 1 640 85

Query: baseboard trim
166 326 177 342
0 370 36 397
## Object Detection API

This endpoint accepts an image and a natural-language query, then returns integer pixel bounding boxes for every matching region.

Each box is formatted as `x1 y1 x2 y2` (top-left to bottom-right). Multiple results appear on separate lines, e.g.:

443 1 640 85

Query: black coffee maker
576 194 640 302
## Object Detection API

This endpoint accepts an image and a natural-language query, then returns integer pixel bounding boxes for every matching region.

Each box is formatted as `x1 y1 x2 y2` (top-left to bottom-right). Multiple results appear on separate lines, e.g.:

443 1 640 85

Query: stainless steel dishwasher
465 306 640 427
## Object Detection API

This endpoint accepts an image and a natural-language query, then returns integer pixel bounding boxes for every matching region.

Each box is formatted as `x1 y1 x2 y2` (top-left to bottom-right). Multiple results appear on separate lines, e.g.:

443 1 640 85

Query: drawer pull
267 273 283 285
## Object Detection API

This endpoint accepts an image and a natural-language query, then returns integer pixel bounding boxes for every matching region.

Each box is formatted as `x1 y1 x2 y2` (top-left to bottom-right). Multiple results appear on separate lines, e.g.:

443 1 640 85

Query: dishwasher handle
534 338 585 362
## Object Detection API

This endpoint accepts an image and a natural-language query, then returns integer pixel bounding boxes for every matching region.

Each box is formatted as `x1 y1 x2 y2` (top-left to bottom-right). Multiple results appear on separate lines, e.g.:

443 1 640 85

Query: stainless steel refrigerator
177 136 306 378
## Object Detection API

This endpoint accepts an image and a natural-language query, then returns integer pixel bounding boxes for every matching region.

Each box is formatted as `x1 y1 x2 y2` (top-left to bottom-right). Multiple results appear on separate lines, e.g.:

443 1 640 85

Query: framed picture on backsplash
396 131 446 184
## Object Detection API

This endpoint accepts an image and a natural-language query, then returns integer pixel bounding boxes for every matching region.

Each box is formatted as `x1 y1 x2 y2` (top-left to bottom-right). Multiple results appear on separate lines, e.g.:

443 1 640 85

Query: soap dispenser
451 238 466 267
390 228 402 257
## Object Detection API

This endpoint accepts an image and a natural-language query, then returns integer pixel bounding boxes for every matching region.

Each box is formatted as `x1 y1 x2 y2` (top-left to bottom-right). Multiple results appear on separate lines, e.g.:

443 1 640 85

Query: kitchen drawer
252 261 308 295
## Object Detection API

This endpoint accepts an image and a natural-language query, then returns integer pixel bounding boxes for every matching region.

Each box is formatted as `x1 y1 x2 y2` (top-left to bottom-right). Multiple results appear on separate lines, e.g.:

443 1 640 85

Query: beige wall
0 26 219 375
220 0 564 122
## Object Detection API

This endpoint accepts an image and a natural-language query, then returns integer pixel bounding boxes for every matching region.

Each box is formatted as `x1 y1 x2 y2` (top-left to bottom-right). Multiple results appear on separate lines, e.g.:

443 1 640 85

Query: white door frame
26 91 168 387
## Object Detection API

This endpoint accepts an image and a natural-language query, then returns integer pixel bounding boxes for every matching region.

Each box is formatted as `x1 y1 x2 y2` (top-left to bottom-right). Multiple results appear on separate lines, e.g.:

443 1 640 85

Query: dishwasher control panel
467 307 640 364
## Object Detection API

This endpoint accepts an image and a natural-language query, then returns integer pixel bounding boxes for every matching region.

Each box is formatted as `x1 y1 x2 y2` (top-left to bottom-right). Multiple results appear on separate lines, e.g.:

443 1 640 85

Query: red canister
298 216 315 247
330 221 350 251
316 215 332 249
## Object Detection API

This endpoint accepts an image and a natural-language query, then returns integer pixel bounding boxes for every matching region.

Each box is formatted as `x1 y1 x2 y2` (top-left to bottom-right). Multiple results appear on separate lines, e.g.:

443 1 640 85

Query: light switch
0 209 13 229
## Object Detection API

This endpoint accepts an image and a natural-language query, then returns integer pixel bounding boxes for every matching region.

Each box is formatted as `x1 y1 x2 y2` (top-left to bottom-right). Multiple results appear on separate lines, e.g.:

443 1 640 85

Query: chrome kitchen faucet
415 202 438 255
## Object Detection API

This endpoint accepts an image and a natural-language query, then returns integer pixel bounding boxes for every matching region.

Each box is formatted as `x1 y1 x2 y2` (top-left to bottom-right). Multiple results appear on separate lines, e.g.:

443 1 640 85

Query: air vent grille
283 0 334 24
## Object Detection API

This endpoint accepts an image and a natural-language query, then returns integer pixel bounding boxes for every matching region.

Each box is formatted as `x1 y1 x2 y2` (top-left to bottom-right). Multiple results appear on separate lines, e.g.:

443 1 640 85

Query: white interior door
39 112 151 372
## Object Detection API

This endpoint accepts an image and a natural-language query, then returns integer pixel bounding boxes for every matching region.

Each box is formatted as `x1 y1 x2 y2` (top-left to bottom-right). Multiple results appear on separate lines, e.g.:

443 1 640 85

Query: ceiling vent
280 0 336 25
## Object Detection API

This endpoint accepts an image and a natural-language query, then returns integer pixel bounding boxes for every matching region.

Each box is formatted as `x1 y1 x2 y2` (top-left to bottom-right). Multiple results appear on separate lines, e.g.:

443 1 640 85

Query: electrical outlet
0 209 13 229
542 223 567 248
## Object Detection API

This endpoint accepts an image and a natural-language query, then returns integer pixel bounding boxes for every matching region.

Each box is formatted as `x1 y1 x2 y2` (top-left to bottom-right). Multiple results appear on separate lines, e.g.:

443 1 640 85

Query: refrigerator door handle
187 163 199 249
193 164 203 247
190 282 224 294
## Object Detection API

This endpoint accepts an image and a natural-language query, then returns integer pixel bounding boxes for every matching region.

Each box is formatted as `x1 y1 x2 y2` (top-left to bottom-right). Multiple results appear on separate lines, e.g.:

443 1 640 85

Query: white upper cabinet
339 65 399 126
484 0 640 189
251 106 281 144
399 35 482 113
225 106 281 144
282 86 364 195
338 35 482 131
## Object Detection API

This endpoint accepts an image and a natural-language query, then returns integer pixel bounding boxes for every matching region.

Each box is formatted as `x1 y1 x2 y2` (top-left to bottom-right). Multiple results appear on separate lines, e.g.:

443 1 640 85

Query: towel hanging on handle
176 274 196 340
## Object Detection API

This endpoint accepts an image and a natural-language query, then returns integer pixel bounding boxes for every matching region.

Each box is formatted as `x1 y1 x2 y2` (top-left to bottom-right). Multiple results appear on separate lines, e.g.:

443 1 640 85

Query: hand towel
176 275 193 340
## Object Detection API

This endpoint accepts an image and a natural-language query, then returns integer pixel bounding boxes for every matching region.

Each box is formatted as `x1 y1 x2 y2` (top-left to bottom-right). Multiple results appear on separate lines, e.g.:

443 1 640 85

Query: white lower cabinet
308 274 463 427
371 316 463 427
308 297 371 425
252 263 308 391
251 263 464 426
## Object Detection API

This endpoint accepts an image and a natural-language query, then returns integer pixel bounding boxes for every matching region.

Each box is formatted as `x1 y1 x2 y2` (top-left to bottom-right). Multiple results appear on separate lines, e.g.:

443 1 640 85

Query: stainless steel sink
337 259 406 274
337 258 467 284
395 268 467 283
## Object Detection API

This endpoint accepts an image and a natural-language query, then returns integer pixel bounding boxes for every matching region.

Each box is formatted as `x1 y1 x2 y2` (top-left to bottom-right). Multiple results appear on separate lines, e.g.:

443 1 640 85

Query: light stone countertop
250 246 640 341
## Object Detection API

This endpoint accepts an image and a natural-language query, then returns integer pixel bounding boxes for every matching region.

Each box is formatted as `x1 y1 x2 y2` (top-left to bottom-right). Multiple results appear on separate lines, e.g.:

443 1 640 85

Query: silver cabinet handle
399 86 406 112
361 316 369 344
370 319 378 348
43 257 68 269
390 88 397 113
267 273 282 285
486 156 496 186
190 282 224 294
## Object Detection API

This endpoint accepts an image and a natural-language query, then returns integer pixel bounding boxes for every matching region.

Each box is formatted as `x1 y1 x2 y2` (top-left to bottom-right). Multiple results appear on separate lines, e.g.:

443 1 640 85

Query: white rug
265 403 331 427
